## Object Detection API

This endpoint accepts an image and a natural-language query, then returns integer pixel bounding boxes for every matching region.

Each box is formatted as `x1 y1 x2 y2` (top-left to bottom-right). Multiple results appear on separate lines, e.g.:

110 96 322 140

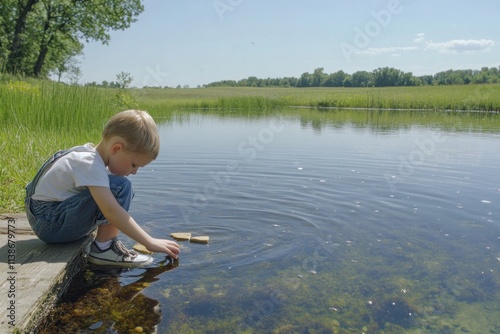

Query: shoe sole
87 254 153 268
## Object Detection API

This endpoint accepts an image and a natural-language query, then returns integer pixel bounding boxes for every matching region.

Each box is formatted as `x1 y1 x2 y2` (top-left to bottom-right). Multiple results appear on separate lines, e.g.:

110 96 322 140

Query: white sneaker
87 238 153 267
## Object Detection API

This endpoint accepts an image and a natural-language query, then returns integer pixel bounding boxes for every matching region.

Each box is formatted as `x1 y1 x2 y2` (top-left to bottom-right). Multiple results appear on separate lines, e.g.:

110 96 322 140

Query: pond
41 108 500 334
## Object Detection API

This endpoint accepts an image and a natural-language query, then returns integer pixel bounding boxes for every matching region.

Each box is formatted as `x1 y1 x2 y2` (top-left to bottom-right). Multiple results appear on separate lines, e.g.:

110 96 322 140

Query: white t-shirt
32 143 110 201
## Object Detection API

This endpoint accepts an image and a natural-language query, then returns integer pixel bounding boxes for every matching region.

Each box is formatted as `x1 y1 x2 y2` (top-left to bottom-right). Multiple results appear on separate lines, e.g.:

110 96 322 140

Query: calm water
44 109 500 334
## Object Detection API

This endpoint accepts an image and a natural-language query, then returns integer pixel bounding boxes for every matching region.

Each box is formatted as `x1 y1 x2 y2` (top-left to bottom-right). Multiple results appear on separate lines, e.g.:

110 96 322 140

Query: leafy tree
342 74 352 87
50 47 81 82
351 71 372 87
373 67 405 87
1 0 143 77
67 65 81 84
246 76 258 87
311 67 326 87
328 70 347 87
418 75 433 85
0 0 16 70
399 72 415 86
3 0 40 73
297 72 311 87
116 71 133 89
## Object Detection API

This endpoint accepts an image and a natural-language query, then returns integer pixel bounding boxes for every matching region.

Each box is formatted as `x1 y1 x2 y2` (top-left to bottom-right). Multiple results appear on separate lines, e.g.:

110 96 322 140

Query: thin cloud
354 35 495 57
425 39 495 53
355 46 419 55
414 33 425 43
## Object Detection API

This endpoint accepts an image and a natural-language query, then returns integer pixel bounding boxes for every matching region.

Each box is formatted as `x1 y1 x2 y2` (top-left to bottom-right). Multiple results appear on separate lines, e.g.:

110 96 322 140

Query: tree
325 70 347 87
418 75 433 85
351 71 372 87
0 0 17 69
31 0 85 77
342 74 352 87
311 67 326 87
297 72 311 87
67 65 81 85
51 50 81 83
373 67 403 87
116 71 133 89
4 0 40 73
1 0 143 76
399 72 415 86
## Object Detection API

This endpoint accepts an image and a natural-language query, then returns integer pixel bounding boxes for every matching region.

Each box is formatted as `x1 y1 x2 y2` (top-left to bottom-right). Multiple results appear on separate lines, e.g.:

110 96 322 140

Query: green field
135 84 500 112
1 81 500 212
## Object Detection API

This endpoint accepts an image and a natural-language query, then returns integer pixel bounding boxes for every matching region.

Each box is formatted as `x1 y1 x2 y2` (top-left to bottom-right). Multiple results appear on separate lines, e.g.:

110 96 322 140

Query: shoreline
0 213 90 333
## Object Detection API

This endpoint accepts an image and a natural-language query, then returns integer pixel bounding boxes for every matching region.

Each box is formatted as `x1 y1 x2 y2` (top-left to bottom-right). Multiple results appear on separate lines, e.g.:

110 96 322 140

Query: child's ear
110 142 124 155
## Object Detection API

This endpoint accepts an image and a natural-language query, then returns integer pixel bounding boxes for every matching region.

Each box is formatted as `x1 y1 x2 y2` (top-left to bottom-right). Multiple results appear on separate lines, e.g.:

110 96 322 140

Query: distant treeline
204 67 500 88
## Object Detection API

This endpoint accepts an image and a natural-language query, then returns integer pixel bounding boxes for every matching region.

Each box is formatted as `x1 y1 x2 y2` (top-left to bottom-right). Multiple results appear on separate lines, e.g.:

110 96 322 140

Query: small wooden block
170 232 192 241
190 236 209 244
133 243 153 254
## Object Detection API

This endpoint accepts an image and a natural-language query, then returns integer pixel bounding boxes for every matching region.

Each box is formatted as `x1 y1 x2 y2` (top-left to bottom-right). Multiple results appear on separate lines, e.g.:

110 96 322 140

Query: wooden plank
0 213 89 333
0 213 34 235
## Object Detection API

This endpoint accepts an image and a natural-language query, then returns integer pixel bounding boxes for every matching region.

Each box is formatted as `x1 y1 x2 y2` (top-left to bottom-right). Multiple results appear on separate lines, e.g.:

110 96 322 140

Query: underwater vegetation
38 258 177 334
148 233 499 334
35 204 500 333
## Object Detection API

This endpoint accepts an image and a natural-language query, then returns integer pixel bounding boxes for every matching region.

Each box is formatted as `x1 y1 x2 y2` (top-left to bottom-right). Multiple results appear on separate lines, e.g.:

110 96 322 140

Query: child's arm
88 186 180 259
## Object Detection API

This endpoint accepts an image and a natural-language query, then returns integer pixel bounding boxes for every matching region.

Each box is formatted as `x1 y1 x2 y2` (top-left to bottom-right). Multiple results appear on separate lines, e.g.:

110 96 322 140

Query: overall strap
26 145 95 196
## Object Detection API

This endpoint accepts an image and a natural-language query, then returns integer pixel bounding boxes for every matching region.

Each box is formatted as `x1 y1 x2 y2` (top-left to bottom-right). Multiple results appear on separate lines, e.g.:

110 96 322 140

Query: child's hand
146 238 180 259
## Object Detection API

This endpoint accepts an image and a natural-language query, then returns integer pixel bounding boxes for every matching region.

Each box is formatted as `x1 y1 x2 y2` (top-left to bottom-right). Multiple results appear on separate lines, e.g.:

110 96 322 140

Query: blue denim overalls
25 146 133 243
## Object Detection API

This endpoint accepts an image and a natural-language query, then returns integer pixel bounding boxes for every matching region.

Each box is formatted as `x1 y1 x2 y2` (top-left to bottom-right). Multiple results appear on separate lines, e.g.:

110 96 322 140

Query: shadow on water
37 257 178 334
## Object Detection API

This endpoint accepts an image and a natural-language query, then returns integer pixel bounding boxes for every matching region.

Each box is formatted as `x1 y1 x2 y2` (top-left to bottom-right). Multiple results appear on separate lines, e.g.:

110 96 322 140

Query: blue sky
76 0 500 88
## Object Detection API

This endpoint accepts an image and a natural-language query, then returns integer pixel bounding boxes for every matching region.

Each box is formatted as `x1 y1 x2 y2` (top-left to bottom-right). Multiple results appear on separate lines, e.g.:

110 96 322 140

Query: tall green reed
1 81 116 134
0 81 118 212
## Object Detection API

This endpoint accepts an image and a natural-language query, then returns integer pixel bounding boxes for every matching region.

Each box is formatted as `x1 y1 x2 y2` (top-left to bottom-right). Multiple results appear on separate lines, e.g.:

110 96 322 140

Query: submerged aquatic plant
372 298 416 329
38 258 177 334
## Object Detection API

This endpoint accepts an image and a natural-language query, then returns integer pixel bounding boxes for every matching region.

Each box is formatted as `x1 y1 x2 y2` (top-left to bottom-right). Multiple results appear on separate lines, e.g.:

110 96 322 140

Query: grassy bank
2 81 500 212
135 84 500 112
0 81 118 212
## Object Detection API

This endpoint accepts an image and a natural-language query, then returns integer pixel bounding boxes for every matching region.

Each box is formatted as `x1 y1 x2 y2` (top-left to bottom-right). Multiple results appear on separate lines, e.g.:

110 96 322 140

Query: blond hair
102 110 160 159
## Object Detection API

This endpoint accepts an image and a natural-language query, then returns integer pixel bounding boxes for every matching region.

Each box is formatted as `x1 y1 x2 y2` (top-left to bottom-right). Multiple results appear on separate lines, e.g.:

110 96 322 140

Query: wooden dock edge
22 244 90 334
1 213 93 334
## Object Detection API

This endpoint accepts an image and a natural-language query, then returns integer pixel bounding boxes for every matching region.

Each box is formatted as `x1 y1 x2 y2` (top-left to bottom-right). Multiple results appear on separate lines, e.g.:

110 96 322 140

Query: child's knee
109 175 134 206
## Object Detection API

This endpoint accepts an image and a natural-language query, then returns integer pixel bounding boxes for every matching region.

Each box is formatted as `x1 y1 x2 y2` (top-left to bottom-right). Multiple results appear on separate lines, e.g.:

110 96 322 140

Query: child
24 110 180 267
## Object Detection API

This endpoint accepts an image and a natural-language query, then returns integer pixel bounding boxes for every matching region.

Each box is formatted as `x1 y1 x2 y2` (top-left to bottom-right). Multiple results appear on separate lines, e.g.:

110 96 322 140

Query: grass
1 81 500 212
0 81 118 212
135 85 500 112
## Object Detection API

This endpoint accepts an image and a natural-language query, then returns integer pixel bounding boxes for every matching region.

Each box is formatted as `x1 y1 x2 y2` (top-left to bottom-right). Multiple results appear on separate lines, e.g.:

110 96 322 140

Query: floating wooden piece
170 232 192 241
133 243 153 254
190 236 209 244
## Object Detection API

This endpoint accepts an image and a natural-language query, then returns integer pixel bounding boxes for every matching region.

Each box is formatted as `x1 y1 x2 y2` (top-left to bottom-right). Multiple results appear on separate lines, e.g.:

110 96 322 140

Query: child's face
108 148 154 177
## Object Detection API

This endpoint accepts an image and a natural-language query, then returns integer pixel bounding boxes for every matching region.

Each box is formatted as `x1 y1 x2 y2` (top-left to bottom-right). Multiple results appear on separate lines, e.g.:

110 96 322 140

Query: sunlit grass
0 81 116 212
135 85 500 111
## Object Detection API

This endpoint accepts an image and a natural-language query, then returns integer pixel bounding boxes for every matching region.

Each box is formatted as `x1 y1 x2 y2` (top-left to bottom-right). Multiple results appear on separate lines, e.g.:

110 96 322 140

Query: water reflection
296 109 500 134
39 257 178 334
162 108 500 134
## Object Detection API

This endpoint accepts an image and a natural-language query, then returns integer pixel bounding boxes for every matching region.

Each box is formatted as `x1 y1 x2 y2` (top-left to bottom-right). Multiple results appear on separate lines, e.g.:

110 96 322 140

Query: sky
75 0 500 88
